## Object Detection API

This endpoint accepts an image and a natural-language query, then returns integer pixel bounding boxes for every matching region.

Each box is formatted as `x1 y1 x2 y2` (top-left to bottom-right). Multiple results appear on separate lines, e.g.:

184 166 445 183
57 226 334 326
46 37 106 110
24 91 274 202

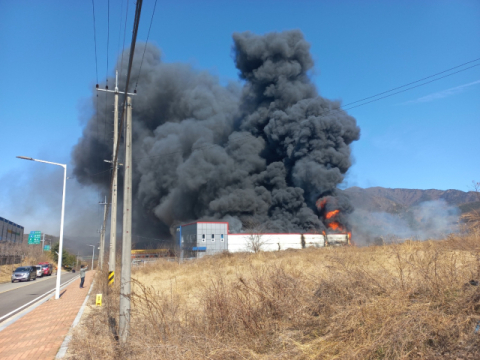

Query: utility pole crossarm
96 88 137 96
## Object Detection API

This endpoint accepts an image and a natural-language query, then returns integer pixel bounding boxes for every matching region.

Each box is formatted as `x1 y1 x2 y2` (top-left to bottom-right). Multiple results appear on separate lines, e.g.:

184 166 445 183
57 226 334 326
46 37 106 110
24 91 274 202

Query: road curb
56 272 96 359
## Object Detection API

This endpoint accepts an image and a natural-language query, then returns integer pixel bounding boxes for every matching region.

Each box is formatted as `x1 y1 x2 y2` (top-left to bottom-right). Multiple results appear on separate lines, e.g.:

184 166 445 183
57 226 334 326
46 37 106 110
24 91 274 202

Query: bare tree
243 218 267 253
472 180 480 201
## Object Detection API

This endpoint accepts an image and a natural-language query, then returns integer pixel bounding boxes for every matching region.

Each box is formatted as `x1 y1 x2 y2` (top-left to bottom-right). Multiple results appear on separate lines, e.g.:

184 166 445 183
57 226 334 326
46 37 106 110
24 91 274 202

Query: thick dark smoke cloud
72 30 360 239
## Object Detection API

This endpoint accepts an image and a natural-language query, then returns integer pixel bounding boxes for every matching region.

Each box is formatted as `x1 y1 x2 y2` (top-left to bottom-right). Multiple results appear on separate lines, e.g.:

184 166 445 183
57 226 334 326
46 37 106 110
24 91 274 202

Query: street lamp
16 156 67 300
88 244 95 270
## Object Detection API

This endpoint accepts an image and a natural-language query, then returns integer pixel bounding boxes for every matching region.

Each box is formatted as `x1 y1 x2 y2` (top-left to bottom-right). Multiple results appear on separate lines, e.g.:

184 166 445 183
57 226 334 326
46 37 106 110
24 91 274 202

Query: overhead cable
105 0 110 89
91 0 101 154
136 59 480 162
344 62 480 110
103 0 143 231
134 0 158 92
119 0 131 80
344 57 480 107
91 0 99 84
116 0 125 63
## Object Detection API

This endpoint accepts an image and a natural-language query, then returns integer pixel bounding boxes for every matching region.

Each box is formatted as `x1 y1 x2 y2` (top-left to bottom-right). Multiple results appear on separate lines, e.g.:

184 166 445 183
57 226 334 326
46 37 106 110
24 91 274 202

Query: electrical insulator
96 84 99 88
106 85 108 90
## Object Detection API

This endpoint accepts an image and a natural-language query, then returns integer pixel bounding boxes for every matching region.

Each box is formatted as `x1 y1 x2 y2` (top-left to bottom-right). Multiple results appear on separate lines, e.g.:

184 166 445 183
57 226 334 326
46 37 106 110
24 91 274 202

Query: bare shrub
243 218 267 253
69 233 480 360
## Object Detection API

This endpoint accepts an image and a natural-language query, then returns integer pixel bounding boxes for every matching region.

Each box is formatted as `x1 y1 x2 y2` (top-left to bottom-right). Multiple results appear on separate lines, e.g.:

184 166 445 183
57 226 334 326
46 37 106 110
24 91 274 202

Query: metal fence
0 255 23 265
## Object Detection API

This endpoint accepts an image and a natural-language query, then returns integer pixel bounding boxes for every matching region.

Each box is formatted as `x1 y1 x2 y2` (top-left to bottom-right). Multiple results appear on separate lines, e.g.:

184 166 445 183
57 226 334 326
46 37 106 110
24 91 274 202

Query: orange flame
322 230 326 236
316 198 327 209
328 222 342 231
325 209 340 219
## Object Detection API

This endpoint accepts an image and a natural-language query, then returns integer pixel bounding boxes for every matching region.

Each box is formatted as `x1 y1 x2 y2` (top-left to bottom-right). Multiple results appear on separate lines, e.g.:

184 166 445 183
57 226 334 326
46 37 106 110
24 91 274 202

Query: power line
105 0 110 89
116 0 124 62
344 57 480 107
135 60 480 162
90 168 112 177
91 0 101 158
136 133 258 161
91 0 99 84
133 234 171 242
103 0 143 235
103 0 111 191
134 0 158 92
344 62 480 111
119 0 130 80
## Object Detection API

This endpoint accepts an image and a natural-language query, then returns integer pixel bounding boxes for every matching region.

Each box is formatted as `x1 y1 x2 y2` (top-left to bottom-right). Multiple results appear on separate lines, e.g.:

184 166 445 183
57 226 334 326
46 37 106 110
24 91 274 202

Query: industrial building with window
176 222 229 258
175 221 349 258
0 217 24 243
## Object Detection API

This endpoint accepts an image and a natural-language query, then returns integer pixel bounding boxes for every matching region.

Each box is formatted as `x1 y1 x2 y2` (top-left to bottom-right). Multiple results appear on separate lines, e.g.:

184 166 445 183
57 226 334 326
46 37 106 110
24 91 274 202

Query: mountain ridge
344 186 478 213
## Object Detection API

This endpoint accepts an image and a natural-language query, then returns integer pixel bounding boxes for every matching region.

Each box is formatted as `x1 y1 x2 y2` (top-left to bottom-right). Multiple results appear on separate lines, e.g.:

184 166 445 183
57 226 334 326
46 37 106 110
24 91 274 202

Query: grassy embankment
0 253 52 283
70 227 480 359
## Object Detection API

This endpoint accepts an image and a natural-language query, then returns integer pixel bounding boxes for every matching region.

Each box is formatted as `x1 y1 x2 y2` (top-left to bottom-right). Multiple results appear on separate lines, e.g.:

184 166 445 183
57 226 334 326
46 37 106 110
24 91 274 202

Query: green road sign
44 245 51 251
28 231 42 245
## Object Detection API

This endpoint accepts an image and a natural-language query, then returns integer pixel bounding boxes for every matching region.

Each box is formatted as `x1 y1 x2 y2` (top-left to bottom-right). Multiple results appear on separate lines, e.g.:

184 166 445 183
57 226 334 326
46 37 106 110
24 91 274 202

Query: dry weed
69 234 480 359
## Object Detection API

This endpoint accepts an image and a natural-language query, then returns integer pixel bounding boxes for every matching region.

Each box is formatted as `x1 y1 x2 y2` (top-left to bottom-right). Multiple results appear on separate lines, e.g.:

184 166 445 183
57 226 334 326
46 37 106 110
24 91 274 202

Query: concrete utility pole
109 71 119 284
97 70 133 285
119 96 132 343
88 244 95 270
99 196 108 269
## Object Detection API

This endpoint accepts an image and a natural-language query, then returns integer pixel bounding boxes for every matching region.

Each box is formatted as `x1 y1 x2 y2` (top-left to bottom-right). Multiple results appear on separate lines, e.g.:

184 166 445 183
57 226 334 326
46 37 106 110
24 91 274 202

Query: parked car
35 265 43 278
38 263 53 276
11 266 37 282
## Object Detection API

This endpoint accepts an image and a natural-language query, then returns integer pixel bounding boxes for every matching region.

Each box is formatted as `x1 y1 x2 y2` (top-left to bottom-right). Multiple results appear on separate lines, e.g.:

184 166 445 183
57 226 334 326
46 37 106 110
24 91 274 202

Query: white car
35 265 43 278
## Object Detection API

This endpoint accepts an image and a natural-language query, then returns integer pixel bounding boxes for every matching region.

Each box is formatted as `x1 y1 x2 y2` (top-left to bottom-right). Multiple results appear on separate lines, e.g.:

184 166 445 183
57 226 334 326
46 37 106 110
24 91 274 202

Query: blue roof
0 217 23 228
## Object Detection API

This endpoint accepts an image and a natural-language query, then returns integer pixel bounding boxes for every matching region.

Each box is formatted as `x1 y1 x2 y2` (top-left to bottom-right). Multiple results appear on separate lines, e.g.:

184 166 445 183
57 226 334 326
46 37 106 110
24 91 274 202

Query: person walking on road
80 264 88 288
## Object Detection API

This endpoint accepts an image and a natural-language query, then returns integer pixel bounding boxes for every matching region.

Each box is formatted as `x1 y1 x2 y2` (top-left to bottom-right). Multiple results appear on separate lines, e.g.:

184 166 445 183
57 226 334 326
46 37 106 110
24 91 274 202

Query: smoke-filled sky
72 31 360 237
1 1 479 241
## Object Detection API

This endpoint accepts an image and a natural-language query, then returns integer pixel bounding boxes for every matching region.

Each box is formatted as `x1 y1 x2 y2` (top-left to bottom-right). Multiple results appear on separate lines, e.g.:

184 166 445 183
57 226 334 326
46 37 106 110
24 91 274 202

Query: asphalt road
0 272 79 321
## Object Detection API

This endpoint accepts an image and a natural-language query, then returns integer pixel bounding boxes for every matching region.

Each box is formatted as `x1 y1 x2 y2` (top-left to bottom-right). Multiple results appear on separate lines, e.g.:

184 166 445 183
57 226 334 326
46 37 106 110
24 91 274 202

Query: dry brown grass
69 229 480 360
0 253 53 283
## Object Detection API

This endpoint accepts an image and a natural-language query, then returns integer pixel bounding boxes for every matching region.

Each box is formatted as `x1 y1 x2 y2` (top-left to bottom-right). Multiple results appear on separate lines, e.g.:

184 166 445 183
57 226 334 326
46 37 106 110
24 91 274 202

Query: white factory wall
304 234 325 248
326 234 349 245
228 233 325 253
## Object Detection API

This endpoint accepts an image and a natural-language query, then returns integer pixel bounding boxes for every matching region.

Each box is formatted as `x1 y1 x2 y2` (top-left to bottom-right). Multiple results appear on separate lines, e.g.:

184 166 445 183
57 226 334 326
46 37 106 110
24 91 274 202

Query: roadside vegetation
70 216 480 359
0 242 51 283
0 241 78 283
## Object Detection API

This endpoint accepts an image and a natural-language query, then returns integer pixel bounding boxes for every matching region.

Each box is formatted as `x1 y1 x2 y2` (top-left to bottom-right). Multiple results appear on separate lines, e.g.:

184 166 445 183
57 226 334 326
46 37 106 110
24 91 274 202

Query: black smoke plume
72 30 360 239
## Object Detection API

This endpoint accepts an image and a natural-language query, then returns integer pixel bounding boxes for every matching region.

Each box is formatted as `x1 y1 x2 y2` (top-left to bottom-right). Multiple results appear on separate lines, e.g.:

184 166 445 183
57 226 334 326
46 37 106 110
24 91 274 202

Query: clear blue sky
1 1 479 234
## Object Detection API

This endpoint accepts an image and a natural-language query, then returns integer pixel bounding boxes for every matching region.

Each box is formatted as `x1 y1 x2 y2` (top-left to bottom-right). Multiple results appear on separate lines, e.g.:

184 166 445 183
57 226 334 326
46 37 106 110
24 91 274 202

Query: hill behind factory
345 186 478 213
344 187 479 244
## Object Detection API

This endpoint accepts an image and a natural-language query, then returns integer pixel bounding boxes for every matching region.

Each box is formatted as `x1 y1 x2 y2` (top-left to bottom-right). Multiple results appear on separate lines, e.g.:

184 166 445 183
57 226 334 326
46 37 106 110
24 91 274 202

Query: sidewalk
0 270 95 360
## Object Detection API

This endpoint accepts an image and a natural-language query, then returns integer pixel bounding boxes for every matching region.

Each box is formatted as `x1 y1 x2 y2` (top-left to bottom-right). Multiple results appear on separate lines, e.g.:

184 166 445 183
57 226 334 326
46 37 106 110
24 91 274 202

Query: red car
38 262 53 276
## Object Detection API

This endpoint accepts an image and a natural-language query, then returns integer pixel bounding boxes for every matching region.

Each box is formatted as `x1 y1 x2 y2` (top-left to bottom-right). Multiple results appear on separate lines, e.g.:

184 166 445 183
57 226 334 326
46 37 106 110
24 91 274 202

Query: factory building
0 217 24 243
228 233 325 252
176 221 349 258
176 222 229 258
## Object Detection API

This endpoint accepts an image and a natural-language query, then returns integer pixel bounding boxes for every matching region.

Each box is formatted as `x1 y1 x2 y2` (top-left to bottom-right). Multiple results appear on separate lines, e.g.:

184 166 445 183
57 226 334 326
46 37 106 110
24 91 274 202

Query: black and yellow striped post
108 271 114 286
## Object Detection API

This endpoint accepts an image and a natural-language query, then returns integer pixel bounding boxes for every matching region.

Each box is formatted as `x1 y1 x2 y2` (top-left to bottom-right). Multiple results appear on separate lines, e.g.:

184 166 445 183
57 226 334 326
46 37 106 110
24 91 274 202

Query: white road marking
0 275 79 323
